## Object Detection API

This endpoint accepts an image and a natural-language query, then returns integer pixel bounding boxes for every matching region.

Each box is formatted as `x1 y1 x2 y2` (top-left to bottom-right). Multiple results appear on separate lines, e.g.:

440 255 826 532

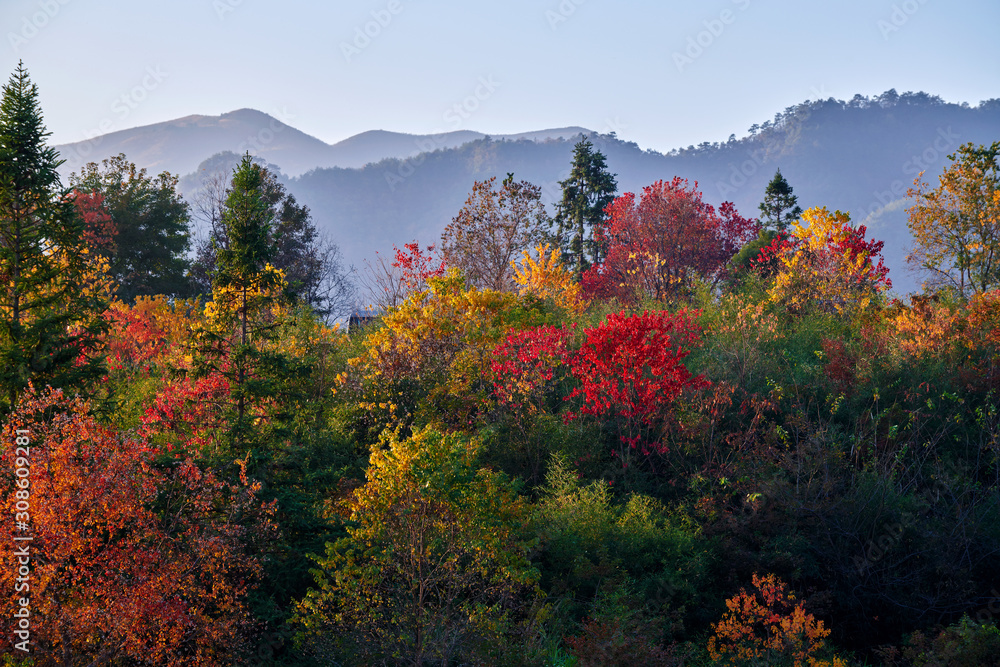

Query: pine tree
552 137 617 277
191 153 300 459
758 168 803 233
190 159 353 320
0 62 106 413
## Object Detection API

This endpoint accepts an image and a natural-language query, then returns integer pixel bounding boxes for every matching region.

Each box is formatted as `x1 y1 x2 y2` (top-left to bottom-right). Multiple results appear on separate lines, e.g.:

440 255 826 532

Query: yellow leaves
907 142 1000 294
512 243 588 314
768 207 889 315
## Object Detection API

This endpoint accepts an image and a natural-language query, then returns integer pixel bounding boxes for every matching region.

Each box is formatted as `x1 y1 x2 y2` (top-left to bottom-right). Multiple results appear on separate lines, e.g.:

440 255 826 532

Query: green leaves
70 154 192 301
294 427 539 664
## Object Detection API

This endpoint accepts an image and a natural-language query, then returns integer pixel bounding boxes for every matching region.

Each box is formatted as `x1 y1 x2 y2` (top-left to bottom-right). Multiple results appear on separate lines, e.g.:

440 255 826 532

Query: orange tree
293 427 539 665
0 387 274 665
708 573 846 667
907 141 1000 296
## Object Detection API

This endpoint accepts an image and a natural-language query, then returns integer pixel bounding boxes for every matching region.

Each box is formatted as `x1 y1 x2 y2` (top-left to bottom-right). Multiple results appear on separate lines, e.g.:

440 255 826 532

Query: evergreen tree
0 62 106 413
552 137 618 277
191 159 353 320
195 154 297 456
70 154 192 301
758 168 803 233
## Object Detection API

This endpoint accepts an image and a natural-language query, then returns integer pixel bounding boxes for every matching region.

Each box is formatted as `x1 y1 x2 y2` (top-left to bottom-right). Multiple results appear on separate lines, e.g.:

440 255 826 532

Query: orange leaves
103 295 202 372
906 141 1000 295
891 293 963 357
0 387 272 664
708 573 845 667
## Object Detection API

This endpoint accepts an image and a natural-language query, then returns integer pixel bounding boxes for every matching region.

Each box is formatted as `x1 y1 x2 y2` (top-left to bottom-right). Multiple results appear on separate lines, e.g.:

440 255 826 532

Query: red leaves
71 188 116 252
0 387 271 664
393 241 445 292
491 325 570 414
566 309 706 426
493 310 708 468
584 179 759 302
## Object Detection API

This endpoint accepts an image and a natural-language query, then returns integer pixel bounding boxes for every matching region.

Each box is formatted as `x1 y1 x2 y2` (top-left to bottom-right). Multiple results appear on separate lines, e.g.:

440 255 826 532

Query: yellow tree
293 427 539 665
511 243 588 314
907 141 1000 296
348 268 543 430
768 207 890 314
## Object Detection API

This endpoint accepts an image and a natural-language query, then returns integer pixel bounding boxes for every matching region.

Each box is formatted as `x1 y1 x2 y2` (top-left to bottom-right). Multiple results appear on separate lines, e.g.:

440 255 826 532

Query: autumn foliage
293 428 538 664
707 573 846 667
566 309 707 467
582 178 758 302
0 387 273 665
765 206 891 313
512 243 588 314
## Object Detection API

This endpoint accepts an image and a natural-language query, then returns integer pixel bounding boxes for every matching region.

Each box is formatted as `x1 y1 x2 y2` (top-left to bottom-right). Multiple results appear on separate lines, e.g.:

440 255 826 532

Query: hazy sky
4 0 998 153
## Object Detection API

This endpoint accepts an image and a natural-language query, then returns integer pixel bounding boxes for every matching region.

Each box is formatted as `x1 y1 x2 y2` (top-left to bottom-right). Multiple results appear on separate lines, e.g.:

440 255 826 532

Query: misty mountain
53 107 591 178
59 92 1000 297
270 91 998 296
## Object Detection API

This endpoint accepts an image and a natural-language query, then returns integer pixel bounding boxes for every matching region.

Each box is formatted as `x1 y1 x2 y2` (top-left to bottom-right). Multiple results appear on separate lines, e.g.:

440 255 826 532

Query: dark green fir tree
0 62 107 413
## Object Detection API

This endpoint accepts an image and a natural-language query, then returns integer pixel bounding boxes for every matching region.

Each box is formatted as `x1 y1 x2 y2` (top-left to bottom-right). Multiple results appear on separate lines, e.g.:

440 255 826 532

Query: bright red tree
565 309 707 469
582 178 758 302
491 325 571 416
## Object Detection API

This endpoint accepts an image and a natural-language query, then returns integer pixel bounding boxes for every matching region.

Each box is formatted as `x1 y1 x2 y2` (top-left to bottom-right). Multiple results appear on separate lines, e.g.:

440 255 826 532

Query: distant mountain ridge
273 91 998 296
54 109 592 178
56 91 1000 297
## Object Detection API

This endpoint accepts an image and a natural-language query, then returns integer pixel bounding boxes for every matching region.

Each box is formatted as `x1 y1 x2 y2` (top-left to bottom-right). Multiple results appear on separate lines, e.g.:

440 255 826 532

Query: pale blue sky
3 0 997 153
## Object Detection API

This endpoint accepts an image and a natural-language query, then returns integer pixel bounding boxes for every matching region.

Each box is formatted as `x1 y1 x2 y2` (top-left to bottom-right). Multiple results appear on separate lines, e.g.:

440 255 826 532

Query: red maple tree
565 309 708 469
583 178 758 302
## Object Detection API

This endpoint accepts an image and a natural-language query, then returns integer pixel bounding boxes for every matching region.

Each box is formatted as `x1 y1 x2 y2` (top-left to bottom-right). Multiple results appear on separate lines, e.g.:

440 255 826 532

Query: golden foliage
512 243 588 314
769 207 890 314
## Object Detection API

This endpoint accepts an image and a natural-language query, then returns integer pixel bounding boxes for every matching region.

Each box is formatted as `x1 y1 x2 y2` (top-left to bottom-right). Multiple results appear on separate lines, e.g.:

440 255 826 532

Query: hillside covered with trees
3 62 1000 666
166 92 1000 296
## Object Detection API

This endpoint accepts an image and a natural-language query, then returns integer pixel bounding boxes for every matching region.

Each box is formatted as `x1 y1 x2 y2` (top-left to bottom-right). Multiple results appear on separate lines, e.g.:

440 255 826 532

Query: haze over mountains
56 92 1000 296
54 108 590 177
